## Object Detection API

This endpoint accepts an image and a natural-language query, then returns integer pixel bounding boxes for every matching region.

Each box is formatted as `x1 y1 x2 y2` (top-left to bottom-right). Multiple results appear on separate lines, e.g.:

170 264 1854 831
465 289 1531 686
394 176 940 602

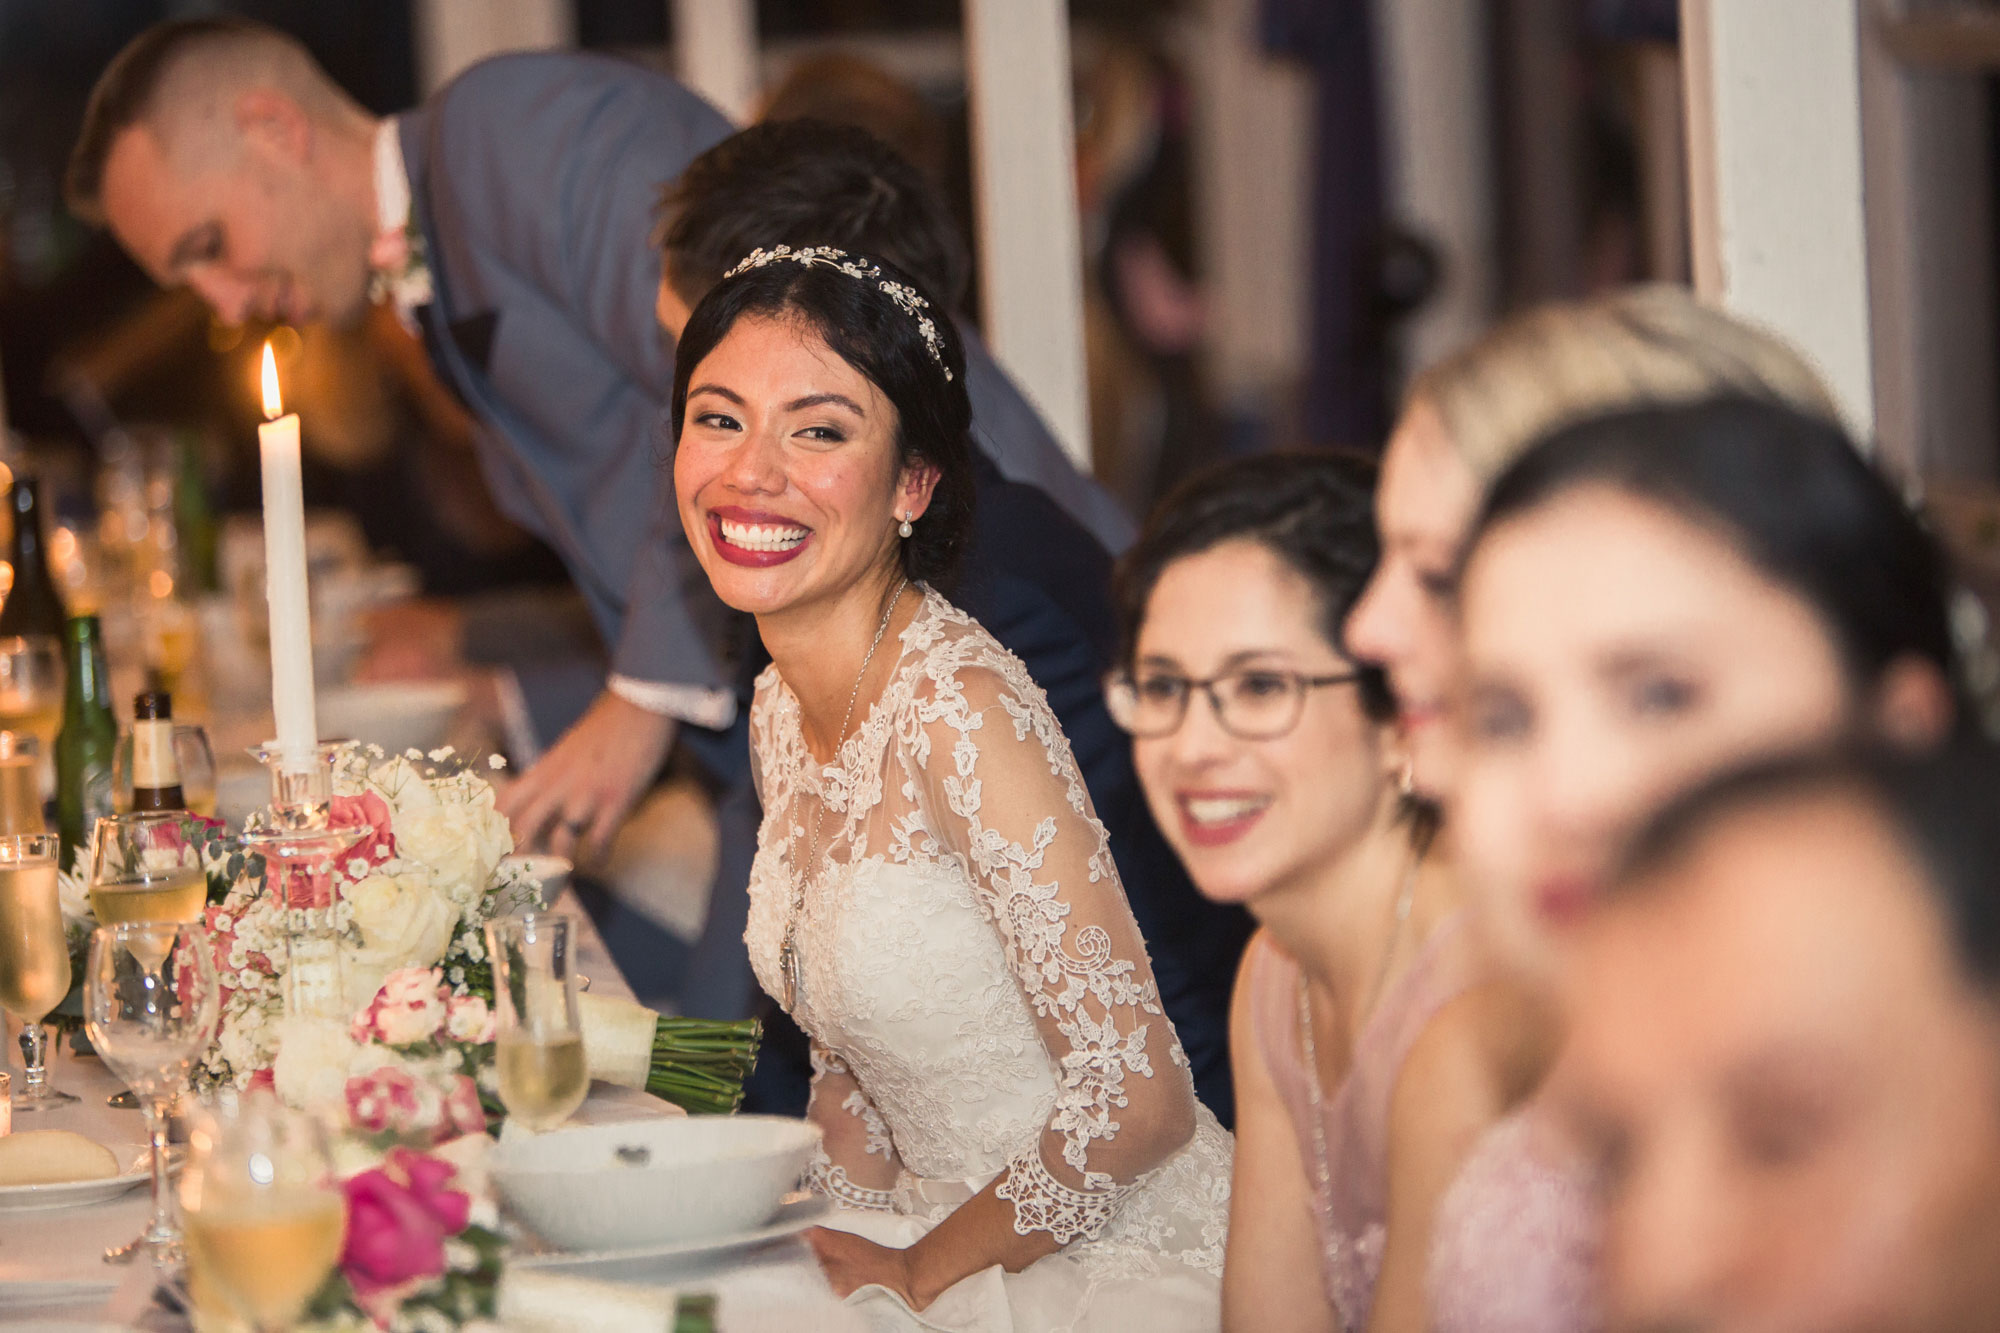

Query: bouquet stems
646 1017 761 1115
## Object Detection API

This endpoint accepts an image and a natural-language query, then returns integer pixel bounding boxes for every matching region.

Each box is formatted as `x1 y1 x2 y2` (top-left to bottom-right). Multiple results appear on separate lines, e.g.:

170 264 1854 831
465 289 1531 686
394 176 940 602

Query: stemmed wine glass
487 913 588 1132
0 833 75 1110
89 812 212 1109
181 1089 346 1331
85 920 219 1264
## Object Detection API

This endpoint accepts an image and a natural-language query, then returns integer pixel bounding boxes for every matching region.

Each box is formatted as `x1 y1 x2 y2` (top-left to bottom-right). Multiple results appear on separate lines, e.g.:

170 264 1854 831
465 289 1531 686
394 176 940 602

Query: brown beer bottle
129 690 185 813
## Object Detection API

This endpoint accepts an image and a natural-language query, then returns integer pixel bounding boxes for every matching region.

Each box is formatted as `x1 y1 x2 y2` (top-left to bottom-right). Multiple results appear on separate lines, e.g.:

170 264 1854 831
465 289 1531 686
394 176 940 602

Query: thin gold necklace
780 577 908 1011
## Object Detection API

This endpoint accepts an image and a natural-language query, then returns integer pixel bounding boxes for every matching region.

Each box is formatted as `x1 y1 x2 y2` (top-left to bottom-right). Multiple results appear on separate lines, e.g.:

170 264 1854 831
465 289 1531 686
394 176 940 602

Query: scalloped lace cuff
995 1144 1131 1245
806 1151 896 1212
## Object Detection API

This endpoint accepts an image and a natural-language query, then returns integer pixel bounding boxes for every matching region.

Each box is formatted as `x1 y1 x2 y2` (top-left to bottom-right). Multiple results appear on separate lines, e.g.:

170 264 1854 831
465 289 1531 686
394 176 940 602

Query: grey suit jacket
400 51 1130 713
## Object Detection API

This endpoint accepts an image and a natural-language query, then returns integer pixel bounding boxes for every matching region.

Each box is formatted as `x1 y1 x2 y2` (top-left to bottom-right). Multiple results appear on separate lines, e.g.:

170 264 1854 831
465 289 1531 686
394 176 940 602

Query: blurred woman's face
1561 799 2000 1333
1346 400 1481 799
1130 540 1391 908
674 313 935 622
1453 486 1852 984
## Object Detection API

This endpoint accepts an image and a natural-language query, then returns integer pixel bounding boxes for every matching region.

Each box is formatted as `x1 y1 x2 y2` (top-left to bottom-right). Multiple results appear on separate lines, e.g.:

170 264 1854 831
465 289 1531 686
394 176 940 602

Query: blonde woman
1347 284 1836 799
1341 286 1839 1331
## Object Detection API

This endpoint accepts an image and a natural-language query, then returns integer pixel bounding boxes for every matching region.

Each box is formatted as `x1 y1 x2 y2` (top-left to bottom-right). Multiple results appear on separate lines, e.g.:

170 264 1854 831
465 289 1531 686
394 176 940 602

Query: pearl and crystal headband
722 245 953 381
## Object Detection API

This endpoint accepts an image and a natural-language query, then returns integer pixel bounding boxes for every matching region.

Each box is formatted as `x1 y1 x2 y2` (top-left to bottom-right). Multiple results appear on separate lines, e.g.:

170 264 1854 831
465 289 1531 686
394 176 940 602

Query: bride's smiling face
675 312 936 619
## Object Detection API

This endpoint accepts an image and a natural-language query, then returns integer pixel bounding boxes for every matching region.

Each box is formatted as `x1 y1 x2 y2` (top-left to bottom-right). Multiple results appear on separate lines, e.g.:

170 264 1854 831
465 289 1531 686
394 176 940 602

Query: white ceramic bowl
493 1116 822 1252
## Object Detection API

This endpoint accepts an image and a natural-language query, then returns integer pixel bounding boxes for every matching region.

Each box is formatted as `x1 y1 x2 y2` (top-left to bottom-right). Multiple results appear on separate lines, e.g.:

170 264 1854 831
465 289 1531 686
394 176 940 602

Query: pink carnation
340 1148 470 1312
344 1066 432 1137
444 994 495 1045
443 1074 487 1139
352 968 449 1047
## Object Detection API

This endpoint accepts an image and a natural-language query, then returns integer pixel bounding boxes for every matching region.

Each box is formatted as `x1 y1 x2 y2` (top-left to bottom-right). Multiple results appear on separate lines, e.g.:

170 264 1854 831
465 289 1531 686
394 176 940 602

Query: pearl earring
898 513 914 539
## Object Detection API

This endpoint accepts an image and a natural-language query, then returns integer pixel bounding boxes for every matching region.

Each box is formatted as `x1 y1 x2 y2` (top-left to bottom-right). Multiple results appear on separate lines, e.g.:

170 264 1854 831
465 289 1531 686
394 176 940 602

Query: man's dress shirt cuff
607 673 738 730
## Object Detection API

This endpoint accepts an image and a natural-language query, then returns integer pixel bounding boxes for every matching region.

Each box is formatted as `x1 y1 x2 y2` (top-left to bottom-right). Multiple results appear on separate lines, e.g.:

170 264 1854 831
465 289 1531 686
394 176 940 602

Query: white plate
510 1193 832 1270
0 1147 156 1212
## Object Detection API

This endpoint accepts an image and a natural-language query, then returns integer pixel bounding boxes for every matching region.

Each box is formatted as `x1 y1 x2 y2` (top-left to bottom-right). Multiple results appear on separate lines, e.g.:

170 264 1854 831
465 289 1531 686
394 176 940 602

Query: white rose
393 809 485 899
271 1016 359 1111
347 873 457 976
463 783 514 877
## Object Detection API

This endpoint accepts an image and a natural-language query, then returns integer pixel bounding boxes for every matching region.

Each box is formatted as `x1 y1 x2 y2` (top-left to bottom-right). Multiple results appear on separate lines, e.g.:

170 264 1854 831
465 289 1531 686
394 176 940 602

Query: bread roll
0 1130 122 1185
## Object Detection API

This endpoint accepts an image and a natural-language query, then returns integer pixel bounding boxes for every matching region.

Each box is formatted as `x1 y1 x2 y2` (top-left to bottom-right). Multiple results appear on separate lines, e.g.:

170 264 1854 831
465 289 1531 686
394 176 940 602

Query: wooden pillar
671 0 759 126
963 0 1092 469
413 0 574 94
1681 0 1875 438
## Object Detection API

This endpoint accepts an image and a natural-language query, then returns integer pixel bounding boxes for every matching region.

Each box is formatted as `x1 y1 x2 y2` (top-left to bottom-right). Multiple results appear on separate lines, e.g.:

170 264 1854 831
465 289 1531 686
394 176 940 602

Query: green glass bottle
0 476 69 639
55 616 117 872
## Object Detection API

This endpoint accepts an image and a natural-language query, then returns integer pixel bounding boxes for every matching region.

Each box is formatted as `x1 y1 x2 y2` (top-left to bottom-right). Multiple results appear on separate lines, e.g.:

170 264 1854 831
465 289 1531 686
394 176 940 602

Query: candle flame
260 341 283 420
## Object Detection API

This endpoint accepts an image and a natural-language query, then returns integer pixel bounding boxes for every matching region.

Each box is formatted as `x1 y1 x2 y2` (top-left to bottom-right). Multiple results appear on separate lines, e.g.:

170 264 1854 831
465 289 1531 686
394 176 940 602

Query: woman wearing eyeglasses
1110 453 1521 1332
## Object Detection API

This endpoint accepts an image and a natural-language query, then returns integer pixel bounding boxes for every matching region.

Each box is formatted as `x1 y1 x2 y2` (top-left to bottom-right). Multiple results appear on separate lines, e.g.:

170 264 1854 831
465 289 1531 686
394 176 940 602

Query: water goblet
181 1089 347 1331
486 913 588 1132
85 920 219 1263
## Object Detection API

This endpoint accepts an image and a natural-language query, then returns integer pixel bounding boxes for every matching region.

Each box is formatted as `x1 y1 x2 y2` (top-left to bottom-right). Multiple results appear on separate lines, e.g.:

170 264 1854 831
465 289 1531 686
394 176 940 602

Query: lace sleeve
904 653 1198 1245
803 1042 900 1212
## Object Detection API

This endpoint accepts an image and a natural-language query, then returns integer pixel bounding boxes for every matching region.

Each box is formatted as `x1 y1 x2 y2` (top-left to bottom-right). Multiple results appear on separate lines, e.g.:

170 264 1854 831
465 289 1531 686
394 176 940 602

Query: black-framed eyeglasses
1105 667 1365 740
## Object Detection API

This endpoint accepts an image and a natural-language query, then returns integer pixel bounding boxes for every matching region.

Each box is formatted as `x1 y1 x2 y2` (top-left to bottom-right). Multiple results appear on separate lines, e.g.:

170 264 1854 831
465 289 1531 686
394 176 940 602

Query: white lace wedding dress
746 588 1232 1332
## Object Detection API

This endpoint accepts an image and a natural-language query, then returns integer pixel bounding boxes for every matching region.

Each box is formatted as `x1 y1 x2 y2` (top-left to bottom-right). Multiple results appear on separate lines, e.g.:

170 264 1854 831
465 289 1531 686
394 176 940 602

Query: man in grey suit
67 20 738 863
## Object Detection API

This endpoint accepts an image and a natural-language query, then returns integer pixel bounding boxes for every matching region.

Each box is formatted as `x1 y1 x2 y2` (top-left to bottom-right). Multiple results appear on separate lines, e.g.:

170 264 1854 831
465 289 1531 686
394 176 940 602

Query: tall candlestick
258 343 317 766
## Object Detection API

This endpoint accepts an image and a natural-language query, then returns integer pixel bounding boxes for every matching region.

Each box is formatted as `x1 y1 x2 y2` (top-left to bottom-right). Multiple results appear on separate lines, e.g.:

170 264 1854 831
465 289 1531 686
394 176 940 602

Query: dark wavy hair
1467 395 1968 727
656 120 968 312
669 253 974 588
1114 450 1395 722
1618 743 2000 991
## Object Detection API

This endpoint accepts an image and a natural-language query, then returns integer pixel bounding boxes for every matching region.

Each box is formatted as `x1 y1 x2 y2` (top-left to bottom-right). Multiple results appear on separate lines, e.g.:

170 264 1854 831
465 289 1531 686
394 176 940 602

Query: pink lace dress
1426 1108 1602 1331
1246 914 1476 1331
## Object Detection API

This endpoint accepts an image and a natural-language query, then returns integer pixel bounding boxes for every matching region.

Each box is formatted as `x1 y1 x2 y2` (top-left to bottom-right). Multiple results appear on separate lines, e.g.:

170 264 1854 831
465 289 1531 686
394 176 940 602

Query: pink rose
331 791 399 867
444 994 495 1045
343 1067 432 1137
340 1148 470 1311
442 1074 487 1139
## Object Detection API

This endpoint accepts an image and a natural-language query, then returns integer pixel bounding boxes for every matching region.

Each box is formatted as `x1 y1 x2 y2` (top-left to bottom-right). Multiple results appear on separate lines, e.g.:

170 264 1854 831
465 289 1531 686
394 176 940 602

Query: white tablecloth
0 896 853 1331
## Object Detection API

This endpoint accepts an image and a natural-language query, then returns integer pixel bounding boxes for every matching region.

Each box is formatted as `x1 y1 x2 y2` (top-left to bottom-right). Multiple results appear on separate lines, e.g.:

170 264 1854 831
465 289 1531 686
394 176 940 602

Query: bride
669 246 1231 1329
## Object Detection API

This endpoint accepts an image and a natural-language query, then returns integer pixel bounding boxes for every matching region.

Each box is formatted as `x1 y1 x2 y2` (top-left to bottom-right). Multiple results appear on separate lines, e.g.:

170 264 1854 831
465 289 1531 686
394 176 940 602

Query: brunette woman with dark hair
1437 394 1964 1333
1113 452 1532 1331
671 249 1230 1327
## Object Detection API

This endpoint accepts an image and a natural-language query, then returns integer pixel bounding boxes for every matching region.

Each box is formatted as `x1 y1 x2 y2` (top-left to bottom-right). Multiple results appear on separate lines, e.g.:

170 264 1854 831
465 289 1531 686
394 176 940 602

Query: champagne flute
0 833 74 1110
86 920 219 1263
0 732 44 834
487 913 588 1131
181 1089 346 1331
0 635 63 797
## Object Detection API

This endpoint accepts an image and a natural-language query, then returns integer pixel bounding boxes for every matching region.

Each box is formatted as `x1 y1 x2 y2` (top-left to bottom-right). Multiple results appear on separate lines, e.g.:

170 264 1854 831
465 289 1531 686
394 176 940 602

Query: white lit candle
258 343 317 765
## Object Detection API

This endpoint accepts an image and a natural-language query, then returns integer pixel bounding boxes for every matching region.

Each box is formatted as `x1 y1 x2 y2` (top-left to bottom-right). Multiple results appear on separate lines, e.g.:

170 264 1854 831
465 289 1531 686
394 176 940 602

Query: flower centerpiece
192 746 758 1117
